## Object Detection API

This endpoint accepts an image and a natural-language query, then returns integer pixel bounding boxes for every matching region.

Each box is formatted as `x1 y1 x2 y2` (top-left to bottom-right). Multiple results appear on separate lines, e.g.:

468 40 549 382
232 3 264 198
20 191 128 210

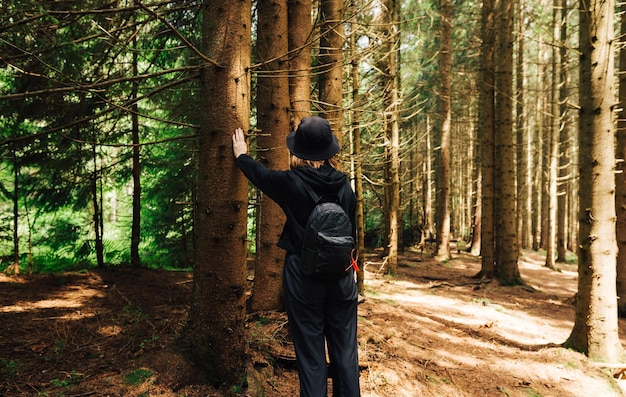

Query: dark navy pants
283 253 360 397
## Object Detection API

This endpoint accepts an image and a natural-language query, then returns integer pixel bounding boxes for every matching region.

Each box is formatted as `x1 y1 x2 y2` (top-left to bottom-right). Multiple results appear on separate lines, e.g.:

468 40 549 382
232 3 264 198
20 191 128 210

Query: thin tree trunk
422 118 434 244
12 147 19 275
516 0 529 251
350 5 365 294
435 0 452 261
409 122 419 247
182 0 251 385
478 0 495 278
252 0 290 312
380 0 400 274
556 0 569 263
545 0 560 270
318 0 343 136
288 0 312 129
566 0 624 362
131 14 141 268
386 99 400 274
92 137 104 269
469 130 482 256
532 52 546 251
617 0 626 317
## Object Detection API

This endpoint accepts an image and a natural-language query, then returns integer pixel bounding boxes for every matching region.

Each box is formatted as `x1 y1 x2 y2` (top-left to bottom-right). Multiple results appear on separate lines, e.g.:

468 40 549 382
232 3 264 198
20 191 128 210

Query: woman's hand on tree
232 128 248 158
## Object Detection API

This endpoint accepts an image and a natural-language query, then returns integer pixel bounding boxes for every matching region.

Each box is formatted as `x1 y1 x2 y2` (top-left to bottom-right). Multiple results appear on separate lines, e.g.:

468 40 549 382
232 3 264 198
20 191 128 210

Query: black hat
286 116 340 160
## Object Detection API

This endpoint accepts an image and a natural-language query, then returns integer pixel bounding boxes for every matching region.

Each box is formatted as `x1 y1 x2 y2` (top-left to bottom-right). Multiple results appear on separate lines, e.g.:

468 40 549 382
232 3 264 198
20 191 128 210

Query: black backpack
295 177 357 280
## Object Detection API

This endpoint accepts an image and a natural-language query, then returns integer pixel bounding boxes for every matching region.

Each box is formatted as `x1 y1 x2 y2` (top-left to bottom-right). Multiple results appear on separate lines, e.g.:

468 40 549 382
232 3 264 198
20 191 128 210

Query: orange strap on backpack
347 249 359 272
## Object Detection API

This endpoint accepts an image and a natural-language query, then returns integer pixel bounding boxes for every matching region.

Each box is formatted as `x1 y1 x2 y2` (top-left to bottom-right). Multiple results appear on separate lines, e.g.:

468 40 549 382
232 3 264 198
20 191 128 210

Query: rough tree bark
478 0 495 278
318 0 343 136
616 0 626 317
131 19 141 268
376 0 400 274
288 0 312 128
434 0 452 261
515 0 529 251
251 0 290 312
556 0 569 263
566 0 624 362
493 0 521 284
545 0 560 270
349 11 366 293
181 0 251 386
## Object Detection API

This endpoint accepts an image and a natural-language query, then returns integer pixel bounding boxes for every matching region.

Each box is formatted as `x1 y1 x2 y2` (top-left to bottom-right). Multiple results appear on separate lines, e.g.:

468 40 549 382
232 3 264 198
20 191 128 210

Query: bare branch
0 65 201 101
137 2 225 68
0 74 199 147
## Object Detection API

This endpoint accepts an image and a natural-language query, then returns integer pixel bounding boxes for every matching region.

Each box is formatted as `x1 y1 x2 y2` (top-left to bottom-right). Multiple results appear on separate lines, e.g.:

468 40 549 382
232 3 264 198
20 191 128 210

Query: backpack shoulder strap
292 174 321 203
293 174 346 205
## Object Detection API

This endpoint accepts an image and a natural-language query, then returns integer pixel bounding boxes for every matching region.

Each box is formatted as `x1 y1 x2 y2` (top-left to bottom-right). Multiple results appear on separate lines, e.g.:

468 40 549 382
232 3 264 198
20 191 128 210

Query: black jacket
236 154 357 255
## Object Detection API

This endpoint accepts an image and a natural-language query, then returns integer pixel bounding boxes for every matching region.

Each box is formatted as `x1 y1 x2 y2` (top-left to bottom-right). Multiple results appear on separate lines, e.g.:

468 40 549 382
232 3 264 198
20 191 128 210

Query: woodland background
1 0 626 391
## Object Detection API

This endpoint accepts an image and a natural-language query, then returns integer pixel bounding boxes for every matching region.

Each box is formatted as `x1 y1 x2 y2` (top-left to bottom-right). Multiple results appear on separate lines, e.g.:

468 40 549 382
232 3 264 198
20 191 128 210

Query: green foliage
140 134 196 268
124 368 153 386
0 1 202 272
50 370 82 391
0 358 22 379
229 375 249 394
121 303 147 325
53 339 64 357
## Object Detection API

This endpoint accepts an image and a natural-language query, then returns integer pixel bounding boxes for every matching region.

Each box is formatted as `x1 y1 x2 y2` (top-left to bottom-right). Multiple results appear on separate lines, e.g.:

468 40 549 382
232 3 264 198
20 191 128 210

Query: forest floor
2 248 626 397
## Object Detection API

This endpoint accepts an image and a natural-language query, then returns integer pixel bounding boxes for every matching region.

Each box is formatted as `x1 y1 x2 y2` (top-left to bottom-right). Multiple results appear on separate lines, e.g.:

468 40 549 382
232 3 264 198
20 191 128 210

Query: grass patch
124 368 153 386
523 387 543 397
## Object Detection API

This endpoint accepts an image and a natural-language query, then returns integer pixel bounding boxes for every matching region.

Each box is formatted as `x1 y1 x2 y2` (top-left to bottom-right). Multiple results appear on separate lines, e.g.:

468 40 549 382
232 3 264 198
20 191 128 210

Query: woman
232 116 360 397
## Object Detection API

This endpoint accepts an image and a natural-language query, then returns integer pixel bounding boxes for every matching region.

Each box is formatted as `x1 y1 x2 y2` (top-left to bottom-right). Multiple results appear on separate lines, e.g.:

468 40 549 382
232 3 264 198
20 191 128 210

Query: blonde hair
289 154 338 170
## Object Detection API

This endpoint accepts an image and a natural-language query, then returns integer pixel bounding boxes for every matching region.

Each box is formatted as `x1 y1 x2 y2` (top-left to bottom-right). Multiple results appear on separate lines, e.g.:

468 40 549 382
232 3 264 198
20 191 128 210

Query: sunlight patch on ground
368 278 572 346
522 266 578 297
361 363 453 397
98 324 123 336
495 355 624 397
0 287 103 313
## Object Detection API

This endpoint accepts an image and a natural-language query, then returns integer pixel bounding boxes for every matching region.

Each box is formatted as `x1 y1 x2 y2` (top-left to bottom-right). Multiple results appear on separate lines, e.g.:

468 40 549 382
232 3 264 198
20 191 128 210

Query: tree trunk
318 0 343 136
545 0 560 270
532 52 546 252
386 104 400 274
131 20 141 268
556 0 569 263
252 0 290 312
617 0 626 318
478 0 495 278
377 0 400 274
469 137 482 256
566 0 624 362
494 0 521 284
182 0 251 385
12 147 19 275
515 0 528 251
408 122 419 247
422 117 434 244
350 11 366 294
92 139 105 269
434 0 452 261
288 0 312 129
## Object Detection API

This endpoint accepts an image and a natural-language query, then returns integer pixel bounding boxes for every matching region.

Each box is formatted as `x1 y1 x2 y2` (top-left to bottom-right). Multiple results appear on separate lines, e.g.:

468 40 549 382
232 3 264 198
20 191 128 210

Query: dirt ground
2 248 626 397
